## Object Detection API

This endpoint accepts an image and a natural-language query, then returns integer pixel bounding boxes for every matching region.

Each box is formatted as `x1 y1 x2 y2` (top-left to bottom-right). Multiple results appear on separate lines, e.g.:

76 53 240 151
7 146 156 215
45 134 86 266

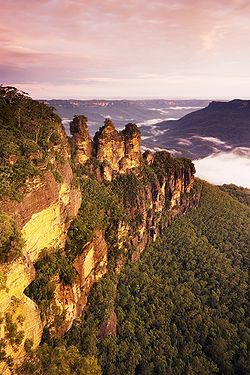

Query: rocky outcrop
94 120 142 180
71 118 142 181
0 258 43 373
120 123 141 171
70 115 93 164
94 119 125 173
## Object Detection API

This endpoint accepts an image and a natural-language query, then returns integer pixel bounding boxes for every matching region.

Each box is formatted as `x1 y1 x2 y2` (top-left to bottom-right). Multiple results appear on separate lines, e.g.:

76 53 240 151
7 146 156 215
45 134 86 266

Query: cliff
41 120 199 338
0 88 81 373
0 88 200 373
0 153 81 372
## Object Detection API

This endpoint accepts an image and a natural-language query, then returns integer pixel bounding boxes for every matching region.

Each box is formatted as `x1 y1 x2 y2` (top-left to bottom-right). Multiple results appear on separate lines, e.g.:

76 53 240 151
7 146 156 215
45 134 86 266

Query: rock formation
49 230 108 336
120 123 141 171
70 118 142 181
94 118 125 173
70 115 93 164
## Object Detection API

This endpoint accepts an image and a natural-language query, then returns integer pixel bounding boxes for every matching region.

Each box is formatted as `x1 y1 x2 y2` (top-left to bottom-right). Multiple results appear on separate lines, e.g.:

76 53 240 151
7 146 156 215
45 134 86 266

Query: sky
1 0 250 99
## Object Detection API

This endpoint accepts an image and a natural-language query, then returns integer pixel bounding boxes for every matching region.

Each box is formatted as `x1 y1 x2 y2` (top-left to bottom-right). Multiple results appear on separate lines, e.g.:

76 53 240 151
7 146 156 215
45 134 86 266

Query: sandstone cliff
70 115 93 165
0 105 200 373
0 89 82 373
0 150 81 372
21 118 199 346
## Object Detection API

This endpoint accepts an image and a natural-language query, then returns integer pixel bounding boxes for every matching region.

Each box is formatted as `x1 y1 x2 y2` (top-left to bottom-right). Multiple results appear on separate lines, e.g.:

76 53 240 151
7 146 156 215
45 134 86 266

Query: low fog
195 148 250 188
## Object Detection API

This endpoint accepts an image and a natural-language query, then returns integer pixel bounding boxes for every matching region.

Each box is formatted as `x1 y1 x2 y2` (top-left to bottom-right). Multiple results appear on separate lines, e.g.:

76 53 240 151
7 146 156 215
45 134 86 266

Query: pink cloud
1 0 250 98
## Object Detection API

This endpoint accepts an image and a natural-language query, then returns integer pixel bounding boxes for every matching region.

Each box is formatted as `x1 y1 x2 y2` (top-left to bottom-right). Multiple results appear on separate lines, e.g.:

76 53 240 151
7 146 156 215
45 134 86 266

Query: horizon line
38 96 248 101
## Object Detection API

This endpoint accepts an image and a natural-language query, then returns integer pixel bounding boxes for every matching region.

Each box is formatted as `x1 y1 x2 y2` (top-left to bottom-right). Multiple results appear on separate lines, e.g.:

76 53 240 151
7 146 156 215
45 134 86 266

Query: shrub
0 213 23 263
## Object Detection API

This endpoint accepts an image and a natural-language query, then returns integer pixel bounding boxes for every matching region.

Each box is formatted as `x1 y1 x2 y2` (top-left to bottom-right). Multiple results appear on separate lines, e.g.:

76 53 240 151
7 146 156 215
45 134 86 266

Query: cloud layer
1 0 250 98
195 148 250 187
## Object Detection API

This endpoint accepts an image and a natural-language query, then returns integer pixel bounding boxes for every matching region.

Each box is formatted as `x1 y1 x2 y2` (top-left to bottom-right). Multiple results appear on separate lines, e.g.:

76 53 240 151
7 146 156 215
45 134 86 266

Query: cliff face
0 110 200 373
48 230 108 335
1 160 81 262
0 146 81 371
26 118 199 343
0 259 42 375
127 152 197 261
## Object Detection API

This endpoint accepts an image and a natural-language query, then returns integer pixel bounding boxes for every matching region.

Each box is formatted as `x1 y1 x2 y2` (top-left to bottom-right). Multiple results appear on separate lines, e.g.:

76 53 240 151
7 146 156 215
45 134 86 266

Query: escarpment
0 140 81 372
47 118 199 328
0 90 200 373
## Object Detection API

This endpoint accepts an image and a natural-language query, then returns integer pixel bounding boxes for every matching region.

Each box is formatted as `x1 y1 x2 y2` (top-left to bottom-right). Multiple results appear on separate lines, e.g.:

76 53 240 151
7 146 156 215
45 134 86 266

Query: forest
19 181 250 374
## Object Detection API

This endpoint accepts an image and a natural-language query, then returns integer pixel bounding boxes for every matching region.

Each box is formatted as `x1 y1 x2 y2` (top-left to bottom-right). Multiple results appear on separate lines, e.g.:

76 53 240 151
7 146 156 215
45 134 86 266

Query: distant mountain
142 99 250 159
43 99 209 136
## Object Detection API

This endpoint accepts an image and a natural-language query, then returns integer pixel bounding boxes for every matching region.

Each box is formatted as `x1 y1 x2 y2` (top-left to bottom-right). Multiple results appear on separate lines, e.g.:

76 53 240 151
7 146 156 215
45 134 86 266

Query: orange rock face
0 151 81 371
70 115 93 164
70 118 142 180
94 119 125 172
94 120 142 179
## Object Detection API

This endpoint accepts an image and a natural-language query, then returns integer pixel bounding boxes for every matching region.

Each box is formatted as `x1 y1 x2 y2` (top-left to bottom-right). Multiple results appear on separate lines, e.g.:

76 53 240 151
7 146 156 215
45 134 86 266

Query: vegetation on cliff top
0 85 65 200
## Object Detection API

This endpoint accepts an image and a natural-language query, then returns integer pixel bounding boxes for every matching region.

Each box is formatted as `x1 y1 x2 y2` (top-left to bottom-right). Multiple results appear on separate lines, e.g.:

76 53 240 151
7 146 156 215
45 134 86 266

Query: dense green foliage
0 85 64 200
94 182 249 375
17 344 101 375
152 151 194 179
111 174 142 209
62 181 249 375
0 312 25 366
66 178 126 260
0 212 23 262
25 250 76 320
219 184 250 207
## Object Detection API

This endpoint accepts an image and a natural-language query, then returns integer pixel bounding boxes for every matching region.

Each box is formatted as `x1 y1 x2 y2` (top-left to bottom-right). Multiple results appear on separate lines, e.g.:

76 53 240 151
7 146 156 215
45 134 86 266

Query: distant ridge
141 99 250 159
43 99 210 135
